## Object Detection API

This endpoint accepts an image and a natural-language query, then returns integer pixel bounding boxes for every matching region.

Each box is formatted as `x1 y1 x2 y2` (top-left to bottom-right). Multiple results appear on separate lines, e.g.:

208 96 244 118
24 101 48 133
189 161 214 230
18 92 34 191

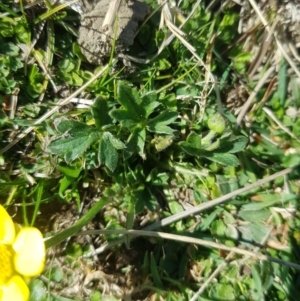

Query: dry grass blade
81 166 294 257
76 229 300 271
236 65 275 127
190 225 273 301
263 107 300 143
145 167 294 230
248 0 300 78
101 0 122 39
160 1 220 116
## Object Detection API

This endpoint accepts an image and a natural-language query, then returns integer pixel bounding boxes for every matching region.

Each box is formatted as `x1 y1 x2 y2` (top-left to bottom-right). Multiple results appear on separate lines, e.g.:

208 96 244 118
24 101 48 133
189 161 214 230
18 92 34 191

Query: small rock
78 0 149 65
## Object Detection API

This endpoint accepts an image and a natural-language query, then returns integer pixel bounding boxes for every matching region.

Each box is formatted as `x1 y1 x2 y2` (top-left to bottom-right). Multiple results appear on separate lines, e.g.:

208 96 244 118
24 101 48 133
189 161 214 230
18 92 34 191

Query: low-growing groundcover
1 0 300 300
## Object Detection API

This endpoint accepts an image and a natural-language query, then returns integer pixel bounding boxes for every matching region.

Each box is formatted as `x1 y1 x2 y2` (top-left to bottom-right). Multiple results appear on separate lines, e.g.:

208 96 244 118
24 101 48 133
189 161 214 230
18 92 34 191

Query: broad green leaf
239 222 272 244
210 283 235 301
239 208 271 222
116 82 145 119
99 132 119 171
48 121 99 162
110 109 141 129
216 135 248 153
71 72 83 86
56 120 90 135
251 265 264 300
211 220 226 237
147 123 176 135
179 132 201 156
58 59 75 72
107 134 125 150
179 132 202 156
49 131 98 163
186 131 201 148
203 152 240 166
169 200 183 215
59 176 74 195
179 141 202 156
124 128 146 159
147 111 178 126
29 279 47 301
92 97 112 129
0 42 19 56
57 165 81 178
47 266 64 283
141 92 160 118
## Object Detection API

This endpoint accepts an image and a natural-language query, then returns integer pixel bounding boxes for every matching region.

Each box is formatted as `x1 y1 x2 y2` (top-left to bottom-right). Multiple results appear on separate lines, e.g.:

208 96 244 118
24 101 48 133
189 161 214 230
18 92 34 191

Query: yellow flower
0 205 45 301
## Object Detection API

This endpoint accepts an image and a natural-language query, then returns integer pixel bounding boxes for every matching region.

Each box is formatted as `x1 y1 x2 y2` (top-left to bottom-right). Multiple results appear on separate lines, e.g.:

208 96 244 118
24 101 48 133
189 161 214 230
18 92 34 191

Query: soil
78 0 150 65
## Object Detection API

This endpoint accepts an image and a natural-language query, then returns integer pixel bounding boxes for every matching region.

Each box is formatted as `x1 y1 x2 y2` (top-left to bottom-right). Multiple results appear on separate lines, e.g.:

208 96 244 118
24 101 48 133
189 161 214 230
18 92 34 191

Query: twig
76 229 300 271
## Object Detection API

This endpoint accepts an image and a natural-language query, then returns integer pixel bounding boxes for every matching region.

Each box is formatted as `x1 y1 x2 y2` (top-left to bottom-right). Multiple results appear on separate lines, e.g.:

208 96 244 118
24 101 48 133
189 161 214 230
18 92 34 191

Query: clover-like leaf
110 83 146 128
48 120 99 163
147 111 178 134
110 83 159 131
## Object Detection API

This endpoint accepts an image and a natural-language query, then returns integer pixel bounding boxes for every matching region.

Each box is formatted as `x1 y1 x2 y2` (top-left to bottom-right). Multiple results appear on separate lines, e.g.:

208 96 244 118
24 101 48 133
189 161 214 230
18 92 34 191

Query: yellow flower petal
0 205 15 244
13 227 45 277
1 275 29 301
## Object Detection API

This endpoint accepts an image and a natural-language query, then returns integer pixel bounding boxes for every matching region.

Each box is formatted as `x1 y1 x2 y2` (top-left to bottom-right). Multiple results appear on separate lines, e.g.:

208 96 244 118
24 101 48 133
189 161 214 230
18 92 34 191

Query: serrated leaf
217 136 248 153
48 124 99 163
186 132 201 148
124 128 146 159
107 133 125 150
141 92 160 118
0 42 19 56
92 97 112 129
179 132 202 156
110 109 141 129
56 120 89 135
179 141 202 156
148 111 178 126
99 132 119 171
203 152 240 166
117 82 145 118
239 208 271 222
147 123 176 135
239 223 272 244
